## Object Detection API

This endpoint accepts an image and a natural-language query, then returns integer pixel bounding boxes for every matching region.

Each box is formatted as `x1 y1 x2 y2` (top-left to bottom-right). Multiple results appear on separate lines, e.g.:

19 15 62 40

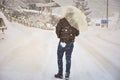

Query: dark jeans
57 41 74 75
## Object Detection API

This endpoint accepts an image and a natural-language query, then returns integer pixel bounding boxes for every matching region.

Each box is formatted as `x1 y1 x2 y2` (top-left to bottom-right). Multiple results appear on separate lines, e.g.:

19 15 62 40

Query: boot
54 73 63 79
65 72 69 80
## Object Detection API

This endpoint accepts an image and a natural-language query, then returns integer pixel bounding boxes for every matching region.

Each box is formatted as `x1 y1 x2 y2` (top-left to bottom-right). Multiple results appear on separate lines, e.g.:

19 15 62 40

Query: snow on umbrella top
61 6 88 32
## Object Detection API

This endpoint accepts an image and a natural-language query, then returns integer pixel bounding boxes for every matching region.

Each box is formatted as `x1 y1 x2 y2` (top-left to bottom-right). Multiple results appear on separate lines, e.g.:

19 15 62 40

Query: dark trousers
57 41 74 75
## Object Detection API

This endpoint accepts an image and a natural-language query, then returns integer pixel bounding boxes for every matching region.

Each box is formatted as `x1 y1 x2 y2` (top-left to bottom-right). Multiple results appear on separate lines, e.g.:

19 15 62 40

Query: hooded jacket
56 18 79 43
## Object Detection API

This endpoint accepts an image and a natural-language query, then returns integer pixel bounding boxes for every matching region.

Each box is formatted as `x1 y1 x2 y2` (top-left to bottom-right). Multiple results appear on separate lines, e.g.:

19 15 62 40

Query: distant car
0 18 7 33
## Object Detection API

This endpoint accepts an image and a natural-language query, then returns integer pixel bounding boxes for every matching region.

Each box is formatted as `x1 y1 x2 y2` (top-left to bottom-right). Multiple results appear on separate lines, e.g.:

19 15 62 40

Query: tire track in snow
39 31 58 80
73 40 114 80
80 38 120 80
72 42 96 80
97 34 120 46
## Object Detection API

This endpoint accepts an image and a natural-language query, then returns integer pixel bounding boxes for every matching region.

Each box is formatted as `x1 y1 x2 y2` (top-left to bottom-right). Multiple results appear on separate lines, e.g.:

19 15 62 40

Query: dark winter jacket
56 18 79 43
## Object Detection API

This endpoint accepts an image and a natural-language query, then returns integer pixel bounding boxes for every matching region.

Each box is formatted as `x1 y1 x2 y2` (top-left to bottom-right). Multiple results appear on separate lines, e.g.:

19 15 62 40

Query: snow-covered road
0 13 120 80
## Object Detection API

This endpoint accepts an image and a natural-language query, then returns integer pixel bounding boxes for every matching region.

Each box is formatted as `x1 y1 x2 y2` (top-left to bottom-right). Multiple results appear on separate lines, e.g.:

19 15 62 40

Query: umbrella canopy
61 6 88 32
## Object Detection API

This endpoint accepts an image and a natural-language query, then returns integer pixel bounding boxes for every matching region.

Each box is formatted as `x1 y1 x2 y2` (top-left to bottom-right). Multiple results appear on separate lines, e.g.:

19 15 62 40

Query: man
55 9 79 79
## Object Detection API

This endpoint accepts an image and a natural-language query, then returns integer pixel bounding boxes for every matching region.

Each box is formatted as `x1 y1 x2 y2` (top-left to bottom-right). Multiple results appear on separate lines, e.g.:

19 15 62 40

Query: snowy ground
0 11 120 80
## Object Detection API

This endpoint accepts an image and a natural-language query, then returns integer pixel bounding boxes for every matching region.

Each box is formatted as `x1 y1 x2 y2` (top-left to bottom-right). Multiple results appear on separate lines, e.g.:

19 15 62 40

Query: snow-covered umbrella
61 6 88 32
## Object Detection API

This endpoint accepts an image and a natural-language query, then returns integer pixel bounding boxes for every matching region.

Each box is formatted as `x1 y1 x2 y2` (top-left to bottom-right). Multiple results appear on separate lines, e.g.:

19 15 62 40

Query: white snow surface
0 12 120 80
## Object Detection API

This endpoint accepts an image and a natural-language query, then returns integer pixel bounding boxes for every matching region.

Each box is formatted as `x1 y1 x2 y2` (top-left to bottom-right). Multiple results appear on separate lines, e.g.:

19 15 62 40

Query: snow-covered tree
0 0 6 11
74 0 91 23
0 0 52 10
0 0 28 10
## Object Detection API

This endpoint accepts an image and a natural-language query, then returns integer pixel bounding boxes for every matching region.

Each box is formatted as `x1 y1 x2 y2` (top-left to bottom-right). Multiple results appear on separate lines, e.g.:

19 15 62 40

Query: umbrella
61 6 88 32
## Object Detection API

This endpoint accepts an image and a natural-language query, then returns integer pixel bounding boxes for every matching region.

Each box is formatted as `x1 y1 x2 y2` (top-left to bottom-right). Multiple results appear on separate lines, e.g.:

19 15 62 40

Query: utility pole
50 0 52 27
106 0 108 27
